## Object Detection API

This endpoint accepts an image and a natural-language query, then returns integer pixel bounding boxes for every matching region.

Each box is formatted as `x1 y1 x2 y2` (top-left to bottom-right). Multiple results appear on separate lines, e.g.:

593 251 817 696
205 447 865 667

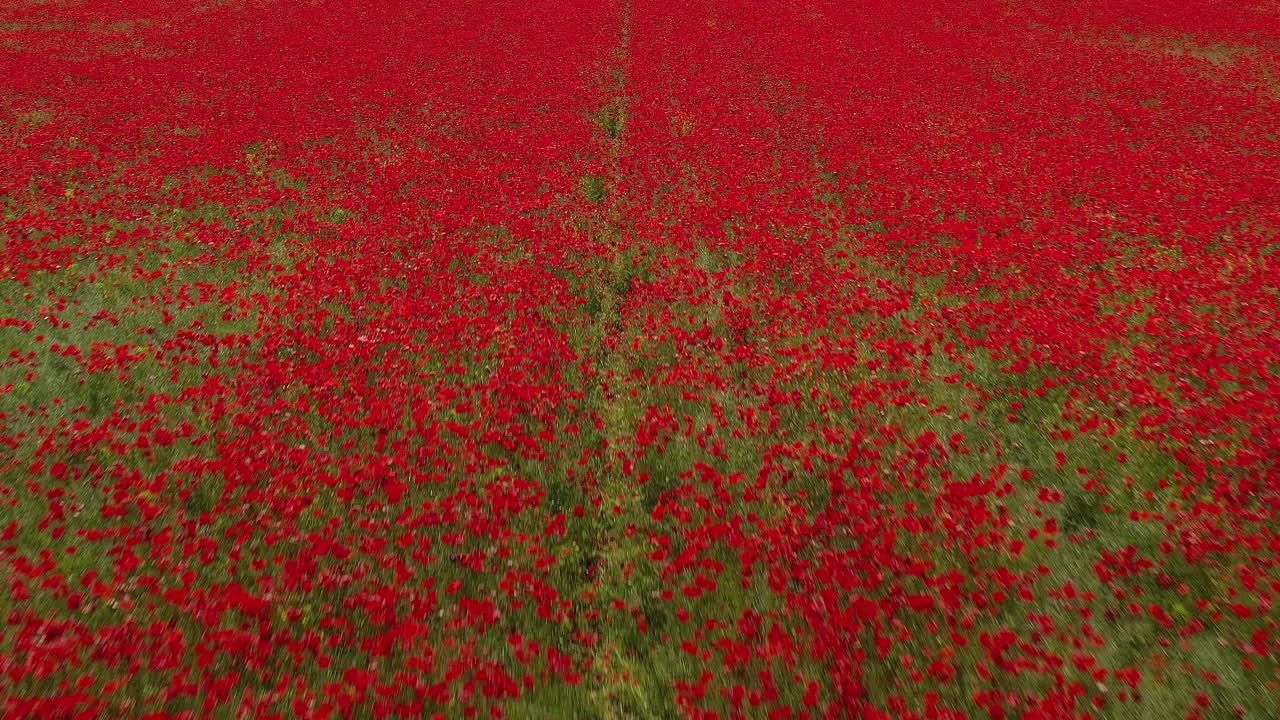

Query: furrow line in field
575 0 653 715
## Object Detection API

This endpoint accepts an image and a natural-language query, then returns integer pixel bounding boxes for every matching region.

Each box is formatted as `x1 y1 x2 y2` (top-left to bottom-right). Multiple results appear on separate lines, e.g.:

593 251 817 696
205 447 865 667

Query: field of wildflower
2 0 1279 717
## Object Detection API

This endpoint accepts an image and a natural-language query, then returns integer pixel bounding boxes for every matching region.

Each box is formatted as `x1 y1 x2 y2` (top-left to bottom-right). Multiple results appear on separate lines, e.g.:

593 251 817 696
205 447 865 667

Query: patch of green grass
581 175 610 204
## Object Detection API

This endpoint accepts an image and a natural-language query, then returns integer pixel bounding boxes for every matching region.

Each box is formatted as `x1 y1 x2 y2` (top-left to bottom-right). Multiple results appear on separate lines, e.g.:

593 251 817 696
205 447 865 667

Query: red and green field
2 0 1279 717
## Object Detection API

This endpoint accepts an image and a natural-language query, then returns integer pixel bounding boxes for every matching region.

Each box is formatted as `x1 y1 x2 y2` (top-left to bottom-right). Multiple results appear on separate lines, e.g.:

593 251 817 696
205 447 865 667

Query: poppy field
2 0 1279 717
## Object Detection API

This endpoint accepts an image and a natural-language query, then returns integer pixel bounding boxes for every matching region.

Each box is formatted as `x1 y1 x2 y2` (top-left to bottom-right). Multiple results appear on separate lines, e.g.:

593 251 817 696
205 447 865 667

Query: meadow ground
2 0 1279 718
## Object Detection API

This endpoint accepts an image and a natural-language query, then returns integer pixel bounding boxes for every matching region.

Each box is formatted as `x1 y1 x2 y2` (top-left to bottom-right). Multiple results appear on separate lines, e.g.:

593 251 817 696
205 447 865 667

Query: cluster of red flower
2 0 1277 717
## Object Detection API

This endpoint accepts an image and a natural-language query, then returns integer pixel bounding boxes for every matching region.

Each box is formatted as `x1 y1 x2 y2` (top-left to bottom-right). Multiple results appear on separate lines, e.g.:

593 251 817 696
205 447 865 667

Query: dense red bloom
3 0 1279 717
